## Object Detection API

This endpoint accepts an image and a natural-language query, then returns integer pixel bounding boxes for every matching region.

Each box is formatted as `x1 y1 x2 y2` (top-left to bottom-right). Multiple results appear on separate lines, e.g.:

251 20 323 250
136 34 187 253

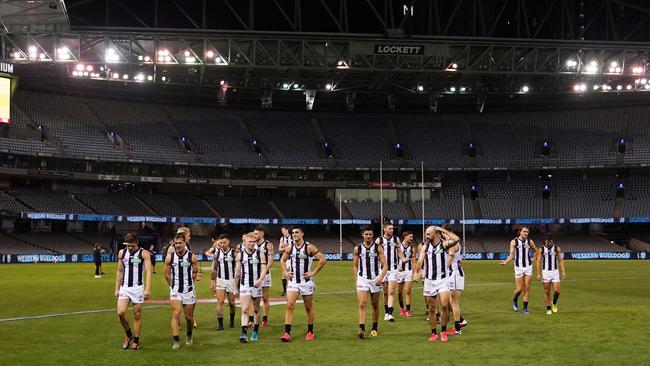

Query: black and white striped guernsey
171 250 194 293
288 242 314 284
257 240 271 264
449 250 464 277
423 240 447 281
542 244 558 271
357 242 381 280
400 243 414 271
377 235 400 271
280 235 294 247
240 248 263 287
121 248 144 288
214 248 236 280
514 237 532 268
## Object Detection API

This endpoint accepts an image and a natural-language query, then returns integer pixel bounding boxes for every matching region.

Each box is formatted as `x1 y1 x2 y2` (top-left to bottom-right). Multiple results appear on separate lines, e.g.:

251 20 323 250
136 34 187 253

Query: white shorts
118 285 144 304
515 266 533 278
396 270 413 283
170 289 196 305
383 269 399 283
356 276 382 294
240 285 262 298
287 280 315 296
262 273 272 288
542 270 561 283
423 278 450 298
448 273 465 291
216 278 234 293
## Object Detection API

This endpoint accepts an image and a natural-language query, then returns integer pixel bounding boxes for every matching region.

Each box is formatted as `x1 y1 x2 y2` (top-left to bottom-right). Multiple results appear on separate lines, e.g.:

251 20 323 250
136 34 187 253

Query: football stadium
0 1 649 365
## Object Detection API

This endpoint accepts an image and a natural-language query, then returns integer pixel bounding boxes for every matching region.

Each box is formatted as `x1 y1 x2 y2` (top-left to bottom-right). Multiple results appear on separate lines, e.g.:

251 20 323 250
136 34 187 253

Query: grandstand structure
2 0 650 257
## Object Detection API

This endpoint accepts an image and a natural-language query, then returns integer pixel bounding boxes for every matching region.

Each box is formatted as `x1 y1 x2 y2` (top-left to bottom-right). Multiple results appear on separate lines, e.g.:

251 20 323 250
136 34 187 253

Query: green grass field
1 260 648 365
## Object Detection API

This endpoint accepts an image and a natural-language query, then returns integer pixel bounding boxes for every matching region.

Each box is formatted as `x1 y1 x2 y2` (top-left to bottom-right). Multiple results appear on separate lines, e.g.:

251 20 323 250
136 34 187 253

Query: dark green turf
0 260 648 365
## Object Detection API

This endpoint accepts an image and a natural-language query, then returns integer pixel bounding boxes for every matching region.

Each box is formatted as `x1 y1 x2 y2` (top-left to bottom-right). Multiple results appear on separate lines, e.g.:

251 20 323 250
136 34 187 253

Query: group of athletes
113 223 566 350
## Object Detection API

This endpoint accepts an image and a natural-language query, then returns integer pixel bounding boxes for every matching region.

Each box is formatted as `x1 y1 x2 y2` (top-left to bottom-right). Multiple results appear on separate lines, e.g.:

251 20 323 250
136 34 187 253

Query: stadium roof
0 0 69 32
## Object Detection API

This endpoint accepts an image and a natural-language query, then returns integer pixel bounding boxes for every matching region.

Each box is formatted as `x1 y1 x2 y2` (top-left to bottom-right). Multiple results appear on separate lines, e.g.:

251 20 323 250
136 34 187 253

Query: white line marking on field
1 275 647 323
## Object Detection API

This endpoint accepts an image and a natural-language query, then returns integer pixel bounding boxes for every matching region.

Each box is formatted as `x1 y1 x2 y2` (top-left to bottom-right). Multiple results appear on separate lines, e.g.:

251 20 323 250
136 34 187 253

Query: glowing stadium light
135 73 145 81
83 72 89 76
75 64 84 71
626 84 633 90
112 73 120 79
566 59 578 68
12 52 22 59
460 86 467 92
161 76 167 82
105 48 120 63
602 84 611 91
417 85 424 92
336 60 350 69
584 60 599 74
164 56 172 62
449 86 457 92
206 50 215 58
122 74 129 80
86 65 93 72
72 71 78 76
28 46 37 59
641 79 648 85
325 83 332 90
616 85 623 90
184 56 196 64
39 53 47 60
446 62 459 71
574 83 587 92
184 50 191 57
215 56 226 65
593 85 599 90
282 82 290 89
632 65 644 74
147 75 153 81
57 47 70 60
521 85 530 93
144 56 151 62
138 55 143 61
158 49 169 56
293 84 300 89
644 84 650 90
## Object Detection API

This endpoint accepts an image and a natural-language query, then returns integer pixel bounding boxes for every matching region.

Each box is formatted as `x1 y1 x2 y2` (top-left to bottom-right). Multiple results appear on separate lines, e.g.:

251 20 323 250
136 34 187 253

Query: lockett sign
374 44 425 55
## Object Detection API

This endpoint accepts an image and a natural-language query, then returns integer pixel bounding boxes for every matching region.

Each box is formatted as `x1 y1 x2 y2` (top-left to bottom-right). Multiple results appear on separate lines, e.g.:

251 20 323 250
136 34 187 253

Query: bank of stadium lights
57 47 71 60
105 48 120 63
157 49 172 63
607 61 622 74
573 83 587 92
631 65 644 74
137 55 152 63
584 60 599 74
565 59 578 69
183 50 196 64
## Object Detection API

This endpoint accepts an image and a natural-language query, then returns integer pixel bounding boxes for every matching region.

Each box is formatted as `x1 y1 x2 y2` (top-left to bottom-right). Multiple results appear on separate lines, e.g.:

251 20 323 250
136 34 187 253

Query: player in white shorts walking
164 232 199 349
536 235 567 314
354 227 388 338
115 233 152 351
397 231 415 317
254 226 275 328
279 227 327 342
210 233 237 330
446 227 467 335
500 226 539 315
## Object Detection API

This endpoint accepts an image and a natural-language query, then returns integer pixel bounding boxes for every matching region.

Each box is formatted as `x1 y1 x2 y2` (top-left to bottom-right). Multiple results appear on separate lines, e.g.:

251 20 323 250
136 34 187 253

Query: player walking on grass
377 223 405 322
279 227 327 342
500 226 538 315
164 233 199 349
354 227 388 339
254 227 275 328
446 228 467 335
233 233 269 343
210 233 237 330
397 231 415 317
537 235 567 314
115 233 152 350
414 226 459 343
278 226 293 297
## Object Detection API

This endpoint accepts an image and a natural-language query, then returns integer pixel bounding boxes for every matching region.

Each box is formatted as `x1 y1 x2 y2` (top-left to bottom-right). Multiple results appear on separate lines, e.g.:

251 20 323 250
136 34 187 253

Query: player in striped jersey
115 233 152 350
164 233 199 349
233 232 269 343
500 226 539 315
376 223 405 322
354 227 389 339
210 233 237 330
536 235 566 314
397 231 415 317
168 226 200 328
278 226 293 297
414 226 459 343
279 227 327 342
445 227 466 336
254 227 275 328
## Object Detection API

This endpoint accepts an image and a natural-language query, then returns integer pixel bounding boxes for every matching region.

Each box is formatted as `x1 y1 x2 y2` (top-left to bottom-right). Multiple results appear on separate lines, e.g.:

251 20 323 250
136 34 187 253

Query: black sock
282 279 287 293
173 335 179 342
523 301 528 310
230 313 235 323
372 322 378 331
359 324 365 332
513 295 520 303
546 305 551 310
263 315 268 322
388 307 393 315
441 325 447 332
431 328 437 335
241 326 248 335
125 329 133 339
399 299 404 308
307 324 314 333
253 324 260 333
460 316 465 322
187 330 192 337
285 324 292 334
218 317 223 327
553 293 560 304
406 304 411 311
384 305 388 313
249 315 254 323
455 321 461 331
133 336 139 344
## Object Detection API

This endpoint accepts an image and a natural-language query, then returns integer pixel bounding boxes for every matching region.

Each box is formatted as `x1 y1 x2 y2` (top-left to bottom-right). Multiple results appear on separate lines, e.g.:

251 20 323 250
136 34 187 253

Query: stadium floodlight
574 83 587 92
83 72 89 76
185 56 196 64
616 85 623 90
641 79 648 85
86 65 93 72
417 85 424 92
57 47 70 60
112 72 120 79
72 71 78 76
122 74 129 80
147 75 153 81
38 53 47 60
626 84 633 90
220 80 226 85
28 46 37 59
566 59 578 68
75 63 84 71
584 61 599 74
282 82 290 89
325 83 332 90
161 76 167 82
144 56 151 62
12 52 22 59
138 55 143 61
446 62 459 71
449 86 457 92
106 48 120 63
644 84 650 90
607 61 622 73
593 85 599 90
135 73 145 81
460 86 467 92
206 50 215 58
184 50 191 57
521 85 530 93
336 60 350 69
631 65 644 74
215 56 226 65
